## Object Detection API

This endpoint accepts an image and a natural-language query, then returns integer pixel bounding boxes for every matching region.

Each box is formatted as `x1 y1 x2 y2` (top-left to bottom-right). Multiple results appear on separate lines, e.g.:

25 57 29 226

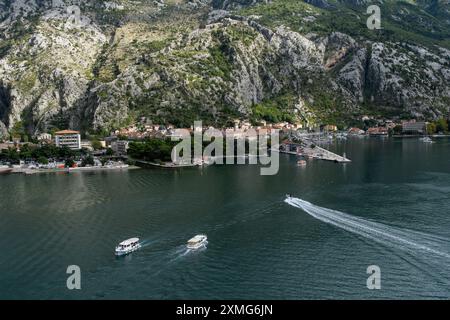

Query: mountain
0 0 449 138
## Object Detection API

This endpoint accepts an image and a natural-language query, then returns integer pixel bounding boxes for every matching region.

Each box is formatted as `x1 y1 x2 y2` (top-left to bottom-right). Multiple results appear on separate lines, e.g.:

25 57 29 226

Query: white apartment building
54 130 81 150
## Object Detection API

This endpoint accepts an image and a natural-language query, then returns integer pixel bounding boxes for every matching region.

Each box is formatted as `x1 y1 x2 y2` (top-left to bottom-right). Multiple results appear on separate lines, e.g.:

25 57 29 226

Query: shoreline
10 165 140 175
392 134 450 138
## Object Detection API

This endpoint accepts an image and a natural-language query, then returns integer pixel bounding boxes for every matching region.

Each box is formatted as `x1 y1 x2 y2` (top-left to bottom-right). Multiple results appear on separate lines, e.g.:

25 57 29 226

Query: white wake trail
286 198 450 260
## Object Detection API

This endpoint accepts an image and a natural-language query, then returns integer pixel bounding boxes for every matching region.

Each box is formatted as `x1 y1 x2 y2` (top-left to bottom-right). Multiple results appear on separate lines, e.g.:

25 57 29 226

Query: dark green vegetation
251 94 297 124
128 138 177 163
0 143 109 167
427 118 450 134
0 144 77 164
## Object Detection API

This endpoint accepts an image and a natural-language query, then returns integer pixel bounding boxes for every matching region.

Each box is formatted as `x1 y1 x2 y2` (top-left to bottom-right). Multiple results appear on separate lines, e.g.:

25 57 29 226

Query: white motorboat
115 237 141 256
420 137 433 143
187 235 208 249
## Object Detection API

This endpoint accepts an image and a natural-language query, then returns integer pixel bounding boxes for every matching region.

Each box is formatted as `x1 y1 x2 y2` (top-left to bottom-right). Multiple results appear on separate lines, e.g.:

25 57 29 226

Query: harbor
279 131 352 163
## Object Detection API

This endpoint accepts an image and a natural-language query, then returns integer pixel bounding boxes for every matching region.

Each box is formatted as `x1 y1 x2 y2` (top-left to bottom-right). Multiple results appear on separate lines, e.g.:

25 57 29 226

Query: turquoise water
0 137 449 299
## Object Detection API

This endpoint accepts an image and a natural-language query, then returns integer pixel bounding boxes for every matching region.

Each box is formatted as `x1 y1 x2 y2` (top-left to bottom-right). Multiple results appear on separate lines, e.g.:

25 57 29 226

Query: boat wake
285 197 450 260
168 244 207 263
138 239 158 249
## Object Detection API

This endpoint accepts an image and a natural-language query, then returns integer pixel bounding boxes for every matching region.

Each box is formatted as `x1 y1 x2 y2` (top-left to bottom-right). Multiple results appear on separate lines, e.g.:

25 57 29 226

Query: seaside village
1 115 449 174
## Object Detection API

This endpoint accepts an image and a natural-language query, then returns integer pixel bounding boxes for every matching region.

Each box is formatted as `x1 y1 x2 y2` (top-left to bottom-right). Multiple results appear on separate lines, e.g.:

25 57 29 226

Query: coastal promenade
279 137 351 163
10 165 136 175
308 145 351 163
133 159 198 168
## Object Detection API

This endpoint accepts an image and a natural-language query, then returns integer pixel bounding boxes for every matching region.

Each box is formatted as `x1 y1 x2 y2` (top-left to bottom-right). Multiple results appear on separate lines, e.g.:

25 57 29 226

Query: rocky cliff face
0 0 449 135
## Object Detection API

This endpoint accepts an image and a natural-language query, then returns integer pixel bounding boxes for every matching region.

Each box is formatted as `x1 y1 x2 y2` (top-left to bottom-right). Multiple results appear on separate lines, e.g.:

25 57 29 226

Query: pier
280 135 351 163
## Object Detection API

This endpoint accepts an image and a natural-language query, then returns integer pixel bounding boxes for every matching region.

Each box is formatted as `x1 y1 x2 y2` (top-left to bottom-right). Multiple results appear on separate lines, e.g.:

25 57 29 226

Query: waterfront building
54 130 81 150
348 127 365 135
402 121 427 135
112 140 129 155
385 120 397 129
367 127 388 136
37 133 52 141
99 140 107 148
105 135 118 147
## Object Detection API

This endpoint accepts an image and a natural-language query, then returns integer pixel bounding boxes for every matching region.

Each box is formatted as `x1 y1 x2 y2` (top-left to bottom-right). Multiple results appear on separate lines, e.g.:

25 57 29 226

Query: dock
280 140 351 163
308 145 351 163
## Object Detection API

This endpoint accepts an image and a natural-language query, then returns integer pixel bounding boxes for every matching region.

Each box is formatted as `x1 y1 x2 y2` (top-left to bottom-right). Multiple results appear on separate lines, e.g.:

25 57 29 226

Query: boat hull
187 240 207 250
0 168 12 175
115 244 141 256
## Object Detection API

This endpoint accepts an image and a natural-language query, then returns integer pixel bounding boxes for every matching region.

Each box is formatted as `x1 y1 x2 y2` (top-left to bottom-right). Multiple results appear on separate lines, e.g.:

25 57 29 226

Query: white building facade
55 130 81 150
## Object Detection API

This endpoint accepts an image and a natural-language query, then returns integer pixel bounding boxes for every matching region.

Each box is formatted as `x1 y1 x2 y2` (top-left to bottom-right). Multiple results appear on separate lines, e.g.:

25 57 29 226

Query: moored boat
420 137 433 143
0 165 12 174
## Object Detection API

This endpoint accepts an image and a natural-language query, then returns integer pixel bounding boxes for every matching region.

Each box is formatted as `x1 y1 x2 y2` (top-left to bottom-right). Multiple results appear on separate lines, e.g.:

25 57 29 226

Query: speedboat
187 235 207 249
420 137 433 143
115 237 141 256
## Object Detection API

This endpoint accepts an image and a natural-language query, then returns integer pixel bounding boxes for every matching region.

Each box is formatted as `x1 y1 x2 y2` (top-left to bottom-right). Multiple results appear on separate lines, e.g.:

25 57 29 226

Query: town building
80 140 94 151
367 127 388 136
0 142 13 152
348 127 365 135
37 133 52 141
402 121 427 135
54 130 81 150
323 125 338 132
111 140 129 155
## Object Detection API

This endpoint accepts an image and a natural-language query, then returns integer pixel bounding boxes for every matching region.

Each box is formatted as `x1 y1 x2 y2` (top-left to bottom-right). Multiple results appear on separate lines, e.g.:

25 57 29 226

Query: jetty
280 139 351 163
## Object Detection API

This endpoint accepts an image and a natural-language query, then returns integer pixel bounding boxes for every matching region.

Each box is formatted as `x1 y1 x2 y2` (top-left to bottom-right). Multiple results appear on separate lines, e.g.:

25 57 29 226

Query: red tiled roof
55 130 80 135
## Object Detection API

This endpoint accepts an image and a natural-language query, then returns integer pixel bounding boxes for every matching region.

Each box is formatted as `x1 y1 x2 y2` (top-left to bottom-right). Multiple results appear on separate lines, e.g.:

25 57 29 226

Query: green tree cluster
81 156 95 167
427 118 449 134
128 138 177 163
0 144 78 163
